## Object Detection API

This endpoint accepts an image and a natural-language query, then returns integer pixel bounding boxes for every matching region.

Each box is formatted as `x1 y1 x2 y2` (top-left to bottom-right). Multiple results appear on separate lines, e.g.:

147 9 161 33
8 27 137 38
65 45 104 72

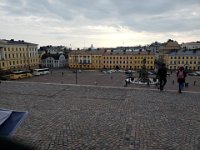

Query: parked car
195 71 200 75
73 70 82 73
188 72 199 76
125 70 135 74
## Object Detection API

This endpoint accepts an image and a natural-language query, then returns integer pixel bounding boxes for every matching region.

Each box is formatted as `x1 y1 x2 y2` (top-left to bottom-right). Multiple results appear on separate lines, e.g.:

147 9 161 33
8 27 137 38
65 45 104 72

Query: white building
181 42 200 50
41 53 66 68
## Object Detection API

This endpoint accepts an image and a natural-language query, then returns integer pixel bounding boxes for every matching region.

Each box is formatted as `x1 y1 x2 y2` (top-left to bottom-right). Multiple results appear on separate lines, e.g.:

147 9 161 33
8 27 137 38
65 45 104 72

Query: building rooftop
0 39 37 46
168 49 200 56
41 53 65 60
69 49 154 56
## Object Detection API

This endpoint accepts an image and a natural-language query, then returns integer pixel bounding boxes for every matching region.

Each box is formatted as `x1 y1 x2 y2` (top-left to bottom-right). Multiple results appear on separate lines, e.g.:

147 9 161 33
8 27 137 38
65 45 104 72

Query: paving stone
0 75 200 149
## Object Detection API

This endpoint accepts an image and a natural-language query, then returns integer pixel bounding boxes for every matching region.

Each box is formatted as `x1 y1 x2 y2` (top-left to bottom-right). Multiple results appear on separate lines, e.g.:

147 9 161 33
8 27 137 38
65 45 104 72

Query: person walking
157 63 167 91
177 66 187 93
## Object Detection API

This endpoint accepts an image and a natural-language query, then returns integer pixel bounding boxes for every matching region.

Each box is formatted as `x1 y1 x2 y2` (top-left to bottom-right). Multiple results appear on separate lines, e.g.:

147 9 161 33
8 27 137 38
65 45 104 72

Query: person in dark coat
157 63 167 91
177 66 187 93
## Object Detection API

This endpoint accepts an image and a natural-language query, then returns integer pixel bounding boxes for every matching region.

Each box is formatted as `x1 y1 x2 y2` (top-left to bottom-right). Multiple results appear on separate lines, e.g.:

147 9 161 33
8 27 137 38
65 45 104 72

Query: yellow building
159 39 180 67
0 39 39 71
68 50 104 69
168 49 200 70
68 49 155 70
102 51 155 70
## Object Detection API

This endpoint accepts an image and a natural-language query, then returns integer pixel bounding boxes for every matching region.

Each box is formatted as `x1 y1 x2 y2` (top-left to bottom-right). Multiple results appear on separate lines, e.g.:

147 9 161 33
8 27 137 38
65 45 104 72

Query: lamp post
75 50 78 84
99 56 101 72
0 47 3 72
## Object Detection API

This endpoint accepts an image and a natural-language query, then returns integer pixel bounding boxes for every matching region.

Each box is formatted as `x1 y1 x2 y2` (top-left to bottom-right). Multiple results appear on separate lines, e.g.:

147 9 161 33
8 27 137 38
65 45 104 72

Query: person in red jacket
177 66 187 93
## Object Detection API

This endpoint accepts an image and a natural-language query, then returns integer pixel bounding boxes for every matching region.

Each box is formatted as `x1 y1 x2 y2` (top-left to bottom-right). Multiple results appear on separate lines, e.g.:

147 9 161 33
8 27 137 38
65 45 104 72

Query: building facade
181 42 200 50
68 50 103 69
38 46 70 68
158 39 181 68
168 49 200 70
41 53 67 68
0 39 39 71
68 49 155 70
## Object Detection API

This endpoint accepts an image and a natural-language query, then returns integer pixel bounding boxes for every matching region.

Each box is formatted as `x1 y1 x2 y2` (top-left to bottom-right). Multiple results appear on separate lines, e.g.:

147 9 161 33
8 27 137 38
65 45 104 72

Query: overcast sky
0 0 200 48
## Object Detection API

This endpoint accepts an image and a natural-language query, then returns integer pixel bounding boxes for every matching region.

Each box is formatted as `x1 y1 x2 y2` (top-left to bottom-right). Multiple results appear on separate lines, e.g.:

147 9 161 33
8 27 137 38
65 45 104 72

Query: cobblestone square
0 79 200 149
14 69 200 92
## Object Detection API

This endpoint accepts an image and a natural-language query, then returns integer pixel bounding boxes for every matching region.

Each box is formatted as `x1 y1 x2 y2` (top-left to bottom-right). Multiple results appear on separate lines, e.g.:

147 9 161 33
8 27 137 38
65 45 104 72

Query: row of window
70 65 154 69
0 63 38 68
70 60 154 65
169 56 200 59
3 47 37 52
1 53 38 59
71 56 154 60
102 65 153 69
102 56 154 60
0 59 38 67
102 61 154 64
169 61 200 65
169 66 200 70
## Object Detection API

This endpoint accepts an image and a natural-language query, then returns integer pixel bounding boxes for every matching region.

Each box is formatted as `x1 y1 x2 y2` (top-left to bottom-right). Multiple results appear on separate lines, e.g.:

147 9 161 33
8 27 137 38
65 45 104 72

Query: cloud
0 0 200 47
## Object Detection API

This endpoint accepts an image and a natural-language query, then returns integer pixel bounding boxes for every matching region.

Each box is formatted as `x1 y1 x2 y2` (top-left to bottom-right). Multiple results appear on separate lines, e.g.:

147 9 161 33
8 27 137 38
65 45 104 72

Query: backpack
178 70 184 79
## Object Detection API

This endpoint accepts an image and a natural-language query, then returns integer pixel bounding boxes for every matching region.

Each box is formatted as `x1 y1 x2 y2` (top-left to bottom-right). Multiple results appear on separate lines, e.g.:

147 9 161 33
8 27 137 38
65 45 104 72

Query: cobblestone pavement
15 69 200 92
0 81 200 150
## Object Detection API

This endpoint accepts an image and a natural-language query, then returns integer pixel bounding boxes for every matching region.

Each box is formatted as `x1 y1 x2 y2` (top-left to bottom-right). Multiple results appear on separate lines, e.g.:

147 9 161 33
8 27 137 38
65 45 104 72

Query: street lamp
75 50 78 84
